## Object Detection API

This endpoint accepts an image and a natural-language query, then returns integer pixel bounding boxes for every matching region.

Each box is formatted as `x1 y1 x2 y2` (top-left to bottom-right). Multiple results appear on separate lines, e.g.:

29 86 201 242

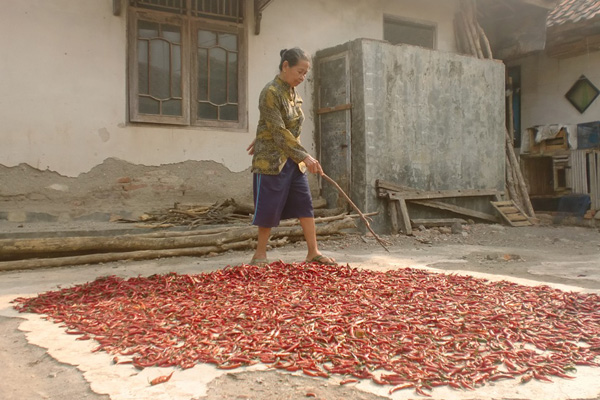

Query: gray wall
318 39 506 233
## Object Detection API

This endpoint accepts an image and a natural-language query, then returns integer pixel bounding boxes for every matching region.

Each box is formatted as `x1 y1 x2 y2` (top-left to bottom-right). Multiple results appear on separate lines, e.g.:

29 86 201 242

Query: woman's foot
305 254 337 266
249 253 269 267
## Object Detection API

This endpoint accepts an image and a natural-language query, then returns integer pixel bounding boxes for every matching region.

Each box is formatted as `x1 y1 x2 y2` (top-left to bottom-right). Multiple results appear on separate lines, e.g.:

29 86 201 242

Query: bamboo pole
454 16 467 54
459 11 478 56
463 0 484 59
477 22 493 59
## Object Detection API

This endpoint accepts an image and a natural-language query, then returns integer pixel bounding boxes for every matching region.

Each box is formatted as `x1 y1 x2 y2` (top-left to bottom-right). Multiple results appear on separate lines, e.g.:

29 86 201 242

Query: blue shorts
252 158 314 227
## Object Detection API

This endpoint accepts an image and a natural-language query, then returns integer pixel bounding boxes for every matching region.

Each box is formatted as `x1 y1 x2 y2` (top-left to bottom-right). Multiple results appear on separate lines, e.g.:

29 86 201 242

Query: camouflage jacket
251 76 308 175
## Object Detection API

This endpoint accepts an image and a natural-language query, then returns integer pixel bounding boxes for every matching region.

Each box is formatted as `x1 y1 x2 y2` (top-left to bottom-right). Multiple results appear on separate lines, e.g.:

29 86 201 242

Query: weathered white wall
0 0 459 177
509 51 600 132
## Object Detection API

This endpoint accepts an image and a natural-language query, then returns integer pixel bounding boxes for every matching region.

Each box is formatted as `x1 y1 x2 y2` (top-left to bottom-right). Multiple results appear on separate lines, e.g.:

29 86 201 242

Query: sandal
305 255 337 266
249 258 269 267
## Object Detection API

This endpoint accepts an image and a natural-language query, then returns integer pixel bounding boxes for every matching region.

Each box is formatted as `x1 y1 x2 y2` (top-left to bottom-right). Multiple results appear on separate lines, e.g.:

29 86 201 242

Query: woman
246 47 336 267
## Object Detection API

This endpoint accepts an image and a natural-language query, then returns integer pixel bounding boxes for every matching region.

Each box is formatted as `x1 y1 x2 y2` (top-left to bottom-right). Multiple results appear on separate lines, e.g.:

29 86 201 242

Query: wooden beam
113 0 121 16
254 0 275 35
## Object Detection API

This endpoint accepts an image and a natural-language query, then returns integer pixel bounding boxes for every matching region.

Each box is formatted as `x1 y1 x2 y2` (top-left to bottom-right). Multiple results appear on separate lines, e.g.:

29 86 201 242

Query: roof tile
547 0 600 26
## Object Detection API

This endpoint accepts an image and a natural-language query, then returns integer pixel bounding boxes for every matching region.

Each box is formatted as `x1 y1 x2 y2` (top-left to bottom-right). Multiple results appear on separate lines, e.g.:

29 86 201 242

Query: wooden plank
387 189 500 201
571 150 588 195
591 151 600 210
507 214 528 222
376 179 414 192
492 200 514 207
397 198 413 235
389 199 399 234
410 200 499 223
410 218 467 227
376 180 501 199
596 151 600 210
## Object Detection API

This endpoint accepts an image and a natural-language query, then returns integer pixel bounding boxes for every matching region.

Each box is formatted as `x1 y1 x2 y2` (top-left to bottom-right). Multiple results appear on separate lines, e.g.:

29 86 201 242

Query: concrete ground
0 220 599 400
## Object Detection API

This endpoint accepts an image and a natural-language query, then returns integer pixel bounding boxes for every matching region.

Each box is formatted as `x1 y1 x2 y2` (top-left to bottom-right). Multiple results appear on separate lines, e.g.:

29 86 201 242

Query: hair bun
279 49 288 58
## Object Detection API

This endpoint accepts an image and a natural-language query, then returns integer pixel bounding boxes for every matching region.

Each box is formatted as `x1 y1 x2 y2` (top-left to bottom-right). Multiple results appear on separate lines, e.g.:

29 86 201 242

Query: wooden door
316 52 351 209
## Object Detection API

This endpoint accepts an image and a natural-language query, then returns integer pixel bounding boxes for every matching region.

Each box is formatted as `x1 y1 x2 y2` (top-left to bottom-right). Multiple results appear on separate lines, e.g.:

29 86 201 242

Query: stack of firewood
132 198 255 228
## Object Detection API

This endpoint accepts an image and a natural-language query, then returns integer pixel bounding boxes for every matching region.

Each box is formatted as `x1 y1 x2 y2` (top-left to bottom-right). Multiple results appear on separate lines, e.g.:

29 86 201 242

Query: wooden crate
527 127 568 155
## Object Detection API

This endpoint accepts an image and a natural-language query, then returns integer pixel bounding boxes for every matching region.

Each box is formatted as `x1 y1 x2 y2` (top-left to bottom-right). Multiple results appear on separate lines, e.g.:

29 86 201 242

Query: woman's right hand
247 140 255 155
303 155 323 175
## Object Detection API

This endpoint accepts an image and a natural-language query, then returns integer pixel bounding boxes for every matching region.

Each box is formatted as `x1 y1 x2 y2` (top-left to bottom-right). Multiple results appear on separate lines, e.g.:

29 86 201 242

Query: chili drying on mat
12 262 600 396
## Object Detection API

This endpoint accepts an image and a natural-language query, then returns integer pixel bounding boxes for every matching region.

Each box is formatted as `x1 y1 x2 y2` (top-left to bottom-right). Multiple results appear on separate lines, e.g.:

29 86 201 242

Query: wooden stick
505 157 519 205
507 77 515 141
321 173 390 252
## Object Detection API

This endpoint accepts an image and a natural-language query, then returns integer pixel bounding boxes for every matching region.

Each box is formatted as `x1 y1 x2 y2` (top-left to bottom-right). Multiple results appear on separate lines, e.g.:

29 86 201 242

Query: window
383 16 436 49
128 0 246 129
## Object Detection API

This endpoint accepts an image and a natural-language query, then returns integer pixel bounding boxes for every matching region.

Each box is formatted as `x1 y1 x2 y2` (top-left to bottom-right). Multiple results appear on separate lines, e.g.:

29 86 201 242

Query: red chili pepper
388 383 414 394
11 263 600 395
217 362 242 370
149 371 173 386
533 371 553 382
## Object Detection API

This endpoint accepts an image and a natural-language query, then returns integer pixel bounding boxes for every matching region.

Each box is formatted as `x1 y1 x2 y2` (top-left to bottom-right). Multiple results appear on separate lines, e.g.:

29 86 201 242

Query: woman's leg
299 217 318 259
299 217 335 263
252 226 271 261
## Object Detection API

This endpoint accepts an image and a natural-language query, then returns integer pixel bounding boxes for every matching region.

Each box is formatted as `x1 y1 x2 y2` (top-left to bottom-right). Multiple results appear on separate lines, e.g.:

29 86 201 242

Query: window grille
130 0 187 15
130 0 244 23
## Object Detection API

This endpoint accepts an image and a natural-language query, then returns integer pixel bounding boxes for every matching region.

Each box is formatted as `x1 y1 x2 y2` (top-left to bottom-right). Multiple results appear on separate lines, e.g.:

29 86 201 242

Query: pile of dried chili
13 262 600 396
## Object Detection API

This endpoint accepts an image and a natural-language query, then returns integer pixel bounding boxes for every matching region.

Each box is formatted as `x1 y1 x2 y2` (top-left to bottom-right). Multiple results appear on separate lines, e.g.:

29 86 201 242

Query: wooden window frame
127 6 247 130
190 19 246 129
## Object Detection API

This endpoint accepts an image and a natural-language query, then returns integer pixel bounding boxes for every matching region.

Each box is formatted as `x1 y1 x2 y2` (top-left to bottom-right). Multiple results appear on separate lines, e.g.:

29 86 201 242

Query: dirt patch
0 316 110 400
199 370 387 400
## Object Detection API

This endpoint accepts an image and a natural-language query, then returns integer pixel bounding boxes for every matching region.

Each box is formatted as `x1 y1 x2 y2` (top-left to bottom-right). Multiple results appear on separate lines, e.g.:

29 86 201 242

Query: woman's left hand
247 140 255 155
303 155 323 175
